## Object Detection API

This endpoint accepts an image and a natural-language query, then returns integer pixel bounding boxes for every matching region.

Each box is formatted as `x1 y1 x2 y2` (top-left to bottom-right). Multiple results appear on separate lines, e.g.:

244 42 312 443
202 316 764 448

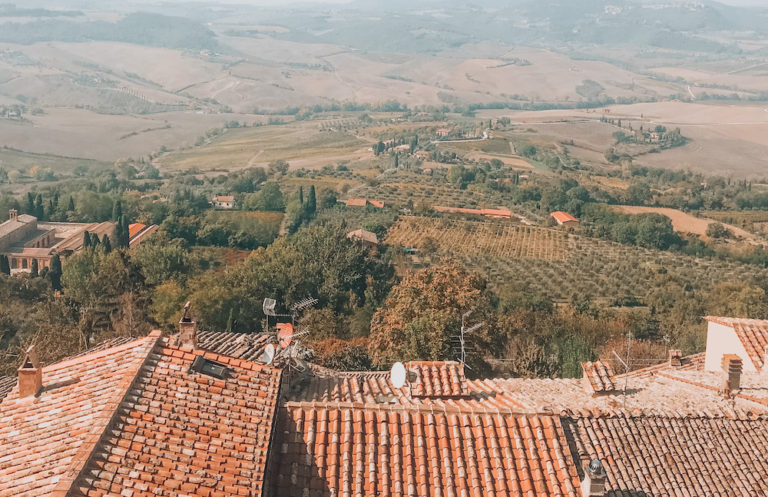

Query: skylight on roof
189 356 230 380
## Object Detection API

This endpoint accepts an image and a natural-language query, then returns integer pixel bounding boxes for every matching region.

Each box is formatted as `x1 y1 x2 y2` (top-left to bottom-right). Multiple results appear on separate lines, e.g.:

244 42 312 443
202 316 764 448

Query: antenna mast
458 310 483 367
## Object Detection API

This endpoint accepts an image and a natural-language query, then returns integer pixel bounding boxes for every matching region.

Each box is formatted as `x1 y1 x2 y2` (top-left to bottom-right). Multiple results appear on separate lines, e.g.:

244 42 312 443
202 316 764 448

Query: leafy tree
246 182 285 212
0 255 9 275
268 160 289 176
30 259 38 278
706 222 731 239
368 260 499 374
132 237 191 286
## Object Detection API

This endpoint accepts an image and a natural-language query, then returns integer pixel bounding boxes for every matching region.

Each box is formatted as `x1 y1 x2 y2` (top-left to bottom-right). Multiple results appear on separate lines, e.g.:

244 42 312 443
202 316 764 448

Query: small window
22 259 27 269
189 356 230 380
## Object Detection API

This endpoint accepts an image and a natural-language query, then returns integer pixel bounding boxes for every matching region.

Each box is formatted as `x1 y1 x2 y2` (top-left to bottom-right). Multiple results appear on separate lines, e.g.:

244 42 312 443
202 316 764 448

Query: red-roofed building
551 211 579 226
5 313 768 497
344 198 384 208
212 195 235 209
128 223 159 247
704 316 768 373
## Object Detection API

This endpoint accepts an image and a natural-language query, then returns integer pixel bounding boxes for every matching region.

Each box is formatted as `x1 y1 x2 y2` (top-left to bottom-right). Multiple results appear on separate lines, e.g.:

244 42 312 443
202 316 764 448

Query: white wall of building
704 321 758 373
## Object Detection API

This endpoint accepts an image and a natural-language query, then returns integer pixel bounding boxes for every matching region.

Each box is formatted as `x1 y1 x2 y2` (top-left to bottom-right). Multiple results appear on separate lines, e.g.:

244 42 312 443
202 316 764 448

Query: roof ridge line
49 330 163 497
164 339 282 374
42 336 152 372
282 400 541 416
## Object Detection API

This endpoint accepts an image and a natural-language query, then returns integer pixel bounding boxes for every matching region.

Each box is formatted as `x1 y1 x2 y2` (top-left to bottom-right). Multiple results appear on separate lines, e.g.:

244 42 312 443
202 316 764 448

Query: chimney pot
669 349 682 367
720 354 742 393
18 345 42 398
581 459 607 497
9 209 18 222
178 301 197 349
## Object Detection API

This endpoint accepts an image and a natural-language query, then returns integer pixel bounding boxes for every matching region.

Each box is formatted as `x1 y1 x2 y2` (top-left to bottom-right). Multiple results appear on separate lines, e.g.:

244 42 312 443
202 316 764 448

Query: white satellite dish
261 344 276 365
390 362 406 388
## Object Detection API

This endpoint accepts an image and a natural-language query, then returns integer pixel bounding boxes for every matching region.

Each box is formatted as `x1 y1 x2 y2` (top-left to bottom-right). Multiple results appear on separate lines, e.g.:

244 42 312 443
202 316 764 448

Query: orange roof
433 206 511 218
0 334 158 497
369 199 385 208
479 208 512 218
71 341 282 497
273 403 581 497
551 211 578 224
581 360 616 393
345 198 368 207
128 222 146 239
705 316 768 370
213 195 235 203
406 360 469 398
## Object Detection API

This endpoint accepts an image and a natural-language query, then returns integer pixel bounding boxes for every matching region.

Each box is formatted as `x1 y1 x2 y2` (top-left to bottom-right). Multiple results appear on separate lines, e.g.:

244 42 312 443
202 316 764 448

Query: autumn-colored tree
368 260 499 374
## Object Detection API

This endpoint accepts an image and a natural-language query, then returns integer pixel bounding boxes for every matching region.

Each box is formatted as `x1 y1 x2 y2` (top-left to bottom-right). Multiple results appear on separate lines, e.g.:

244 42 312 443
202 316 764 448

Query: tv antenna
457 310 483 367
390 362 406 388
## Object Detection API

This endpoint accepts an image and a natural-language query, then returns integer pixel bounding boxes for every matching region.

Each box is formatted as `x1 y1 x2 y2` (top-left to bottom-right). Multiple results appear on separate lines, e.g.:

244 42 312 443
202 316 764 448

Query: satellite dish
262 298 277 317
390 362 406 388
277 323 294 348
261 344 276 365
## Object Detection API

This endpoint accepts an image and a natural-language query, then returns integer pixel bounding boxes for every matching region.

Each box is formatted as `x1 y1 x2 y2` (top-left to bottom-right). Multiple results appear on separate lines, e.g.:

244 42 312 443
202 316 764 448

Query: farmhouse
344 198 385 208
552 211 579 226
4 311 768 496
0 209 115 273
128 223 160 247
346 228 379 249
211 194 235 209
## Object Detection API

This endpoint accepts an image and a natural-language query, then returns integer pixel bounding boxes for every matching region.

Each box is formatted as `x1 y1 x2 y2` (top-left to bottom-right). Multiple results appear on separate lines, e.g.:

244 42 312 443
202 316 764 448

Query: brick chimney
721 354 742 393
178 301 197 349
581 459 607 497
9 209 18 222
18 345 42 398
669 349 682 367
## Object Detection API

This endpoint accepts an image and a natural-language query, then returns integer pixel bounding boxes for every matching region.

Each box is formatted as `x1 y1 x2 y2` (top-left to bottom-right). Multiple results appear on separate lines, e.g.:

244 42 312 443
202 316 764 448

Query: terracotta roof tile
562 411 768 496
580 361 616 394
705 316 768 370
0 335 158 497
0 376 16 403
406 361 470 398
344 198 368 207
70 338 282 497
196 330 273 362
551 212 578 224
273 403 581 497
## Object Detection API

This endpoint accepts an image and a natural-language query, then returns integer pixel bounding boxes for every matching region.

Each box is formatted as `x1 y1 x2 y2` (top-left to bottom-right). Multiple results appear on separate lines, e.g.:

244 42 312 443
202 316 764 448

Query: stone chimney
178 301 197 349
9 209 18 222
581 459 607 497
669 349 682 367
18 345 42 398
721 354 742 393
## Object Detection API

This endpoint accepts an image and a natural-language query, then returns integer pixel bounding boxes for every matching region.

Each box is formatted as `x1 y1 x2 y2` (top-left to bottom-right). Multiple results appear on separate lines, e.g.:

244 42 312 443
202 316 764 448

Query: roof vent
18 345 42 398
189 356 230 380
669 349 682 367
721 354 742 393
581 459 607 497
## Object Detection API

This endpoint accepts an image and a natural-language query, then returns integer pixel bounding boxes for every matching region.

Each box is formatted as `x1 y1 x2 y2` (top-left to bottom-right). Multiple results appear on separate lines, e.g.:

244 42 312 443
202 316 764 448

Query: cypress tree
25 192 34 215
102 234 112 253
30 259 38 278
112 200 123 221
299 186 304 206
0 255 9 275
34 194 44 220
49 254 62 291
67 196 75 212
47 199 55 220
307 185 317 214
83 231 91 249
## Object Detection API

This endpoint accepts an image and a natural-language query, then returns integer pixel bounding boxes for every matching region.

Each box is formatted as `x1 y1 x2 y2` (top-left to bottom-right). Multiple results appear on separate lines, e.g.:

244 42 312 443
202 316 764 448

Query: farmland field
386 216 768 302
386 216 567 261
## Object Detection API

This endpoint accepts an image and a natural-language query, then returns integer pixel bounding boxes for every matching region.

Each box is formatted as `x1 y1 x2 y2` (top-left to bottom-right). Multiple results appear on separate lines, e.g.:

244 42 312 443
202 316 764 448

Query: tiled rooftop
705 316 768 370
196 330 272 362
70 340 282 497
0 335 157 497
0 376 16 402
580 361 616 394
562 411 768 497
273 403 581 497
406 361 470 398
